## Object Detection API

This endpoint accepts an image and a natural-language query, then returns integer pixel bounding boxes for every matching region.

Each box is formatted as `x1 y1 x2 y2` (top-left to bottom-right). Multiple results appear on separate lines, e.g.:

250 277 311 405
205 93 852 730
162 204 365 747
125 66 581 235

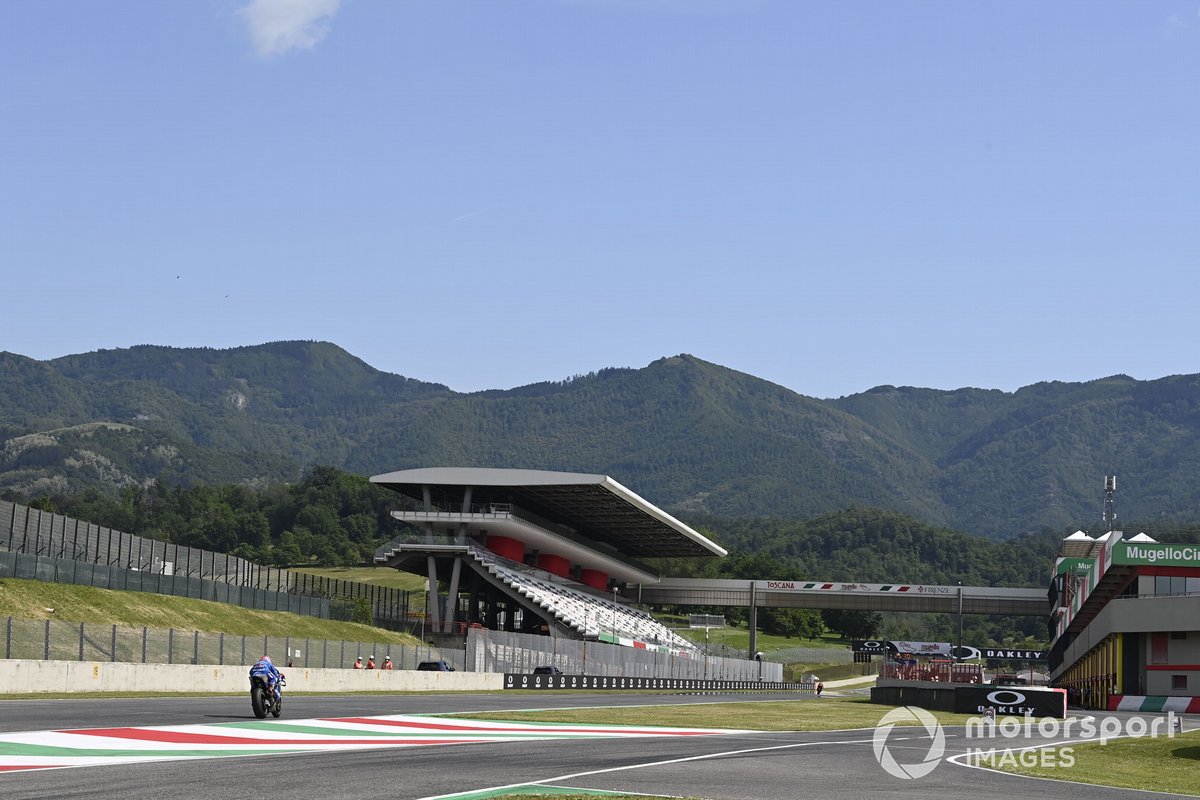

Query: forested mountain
4 342 1200 539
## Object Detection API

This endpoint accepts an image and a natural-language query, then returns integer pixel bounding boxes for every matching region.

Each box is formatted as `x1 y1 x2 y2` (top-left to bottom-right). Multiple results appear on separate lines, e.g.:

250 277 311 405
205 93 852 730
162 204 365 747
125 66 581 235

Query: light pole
611 586 619 640
755 651 763 682
956 581 964 680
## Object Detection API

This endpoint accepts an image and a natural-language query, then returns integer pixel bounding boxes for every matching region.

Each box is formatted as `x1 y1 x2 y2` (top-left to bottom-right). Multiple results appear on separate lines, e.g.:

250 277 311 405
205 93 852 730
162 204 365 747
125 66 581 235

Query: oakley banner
851 641 1045 661
954 686 1067 718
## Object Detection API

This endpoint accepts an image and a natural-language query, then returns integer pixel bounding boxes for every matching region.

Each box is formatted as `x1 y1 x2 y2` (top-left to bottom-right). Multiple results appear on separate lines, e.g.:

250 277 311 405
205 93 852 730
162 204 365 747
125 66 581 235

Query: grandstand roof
369 467 727 558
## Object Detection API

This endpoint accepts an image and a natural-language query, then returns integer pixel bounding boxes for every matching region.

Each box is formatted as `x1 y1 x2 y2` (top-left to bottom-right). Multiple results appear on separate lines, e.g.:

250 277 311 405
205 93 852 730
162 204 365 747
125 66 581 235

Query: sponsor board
851 641 1044 661
953 686 1066 718
1114 542 1200 566
761 580 952 594
503 675 804 691
981 648 1045 661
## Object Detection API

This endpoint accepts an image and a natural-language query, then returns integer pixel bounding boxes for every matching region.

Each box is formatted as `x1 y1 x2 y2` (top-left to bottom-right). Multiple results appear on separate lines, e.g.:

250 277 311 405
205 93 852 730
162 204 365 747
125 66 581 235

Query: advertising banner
891 641 953 656
981 648 1045 662
850 641 1045 661
1114 541 1200 567
954 685 1066 718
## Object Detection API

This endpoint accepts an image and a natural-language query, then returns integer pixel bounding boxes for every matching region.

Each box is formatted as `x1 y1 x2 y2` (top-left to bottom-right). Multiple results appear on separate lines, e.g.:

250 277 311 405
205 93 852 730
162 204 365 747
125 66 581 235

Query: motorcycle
250 673 285 719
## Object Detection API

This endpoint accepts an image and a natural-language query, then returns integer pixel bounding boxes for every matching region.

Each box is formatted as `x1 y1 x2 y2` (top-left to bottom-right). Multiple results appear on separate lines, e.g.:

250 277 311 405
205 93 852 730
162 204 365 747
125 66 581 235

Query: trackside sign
761 580 953 594
1113 542 1200 566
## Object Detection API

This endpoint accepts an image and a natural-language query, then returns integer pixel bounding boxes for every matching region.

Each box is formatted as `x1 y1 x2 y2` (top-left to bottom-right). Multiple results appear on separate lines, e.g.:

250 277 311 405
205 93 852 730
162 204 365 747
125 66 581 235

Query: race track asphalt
0 692 1192 800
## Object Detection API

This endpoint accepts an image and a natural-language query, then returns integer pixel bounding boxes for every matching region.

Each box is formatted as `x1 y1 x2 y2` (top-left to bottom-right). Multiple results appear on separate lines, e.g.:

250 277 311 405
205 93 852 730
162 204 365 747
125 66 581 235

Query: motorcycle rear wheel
250 685 268 719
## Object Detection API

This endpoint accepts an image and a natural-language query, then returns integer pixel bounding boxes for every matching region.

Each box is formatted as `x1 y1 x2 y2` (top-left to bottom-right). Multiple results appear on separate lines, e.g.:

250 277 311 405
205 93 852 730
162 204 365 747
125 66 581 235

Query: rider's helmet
261 655 272 664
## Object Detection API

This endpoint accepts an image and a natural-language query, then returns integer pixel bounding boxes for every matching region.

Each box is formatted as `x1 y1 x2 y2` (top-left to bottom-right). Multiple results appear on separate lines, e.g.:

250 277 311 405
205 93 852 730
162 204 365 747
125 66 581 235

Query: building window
1172 675 1188 691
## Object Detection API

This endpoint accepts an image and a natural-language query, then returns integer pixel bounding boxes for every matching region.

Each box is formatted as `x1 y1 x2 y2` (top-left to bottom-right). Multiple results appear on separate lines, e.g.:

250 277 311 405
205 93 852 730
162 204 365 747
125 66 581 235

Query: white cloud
239 0 342 59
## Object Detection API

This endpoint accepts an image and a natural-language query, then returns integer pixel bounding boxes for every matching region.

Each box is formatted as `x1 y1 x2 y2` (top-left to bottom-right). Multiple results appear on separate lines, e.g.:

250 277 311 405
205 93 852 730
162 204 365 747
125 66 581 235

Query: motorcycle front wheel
270 694 282 718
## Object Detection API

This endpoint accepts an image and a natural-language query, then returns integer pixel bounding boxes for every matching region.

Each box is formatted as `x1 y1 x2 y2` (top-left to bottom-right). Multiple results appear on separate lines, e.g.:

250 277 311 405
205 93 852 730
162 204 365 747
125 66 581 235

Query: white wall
0 660 502 694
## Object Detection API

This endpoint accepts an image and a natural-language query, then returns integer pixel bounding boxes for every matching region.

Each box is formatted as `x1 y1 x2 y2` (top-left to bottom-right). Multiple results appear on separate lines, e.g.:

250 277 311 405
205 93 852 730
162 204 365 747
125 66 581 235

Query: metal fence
0 501 416 626
759 646 855 665
0 550 331 618
465 628 782 681
0 617 465 670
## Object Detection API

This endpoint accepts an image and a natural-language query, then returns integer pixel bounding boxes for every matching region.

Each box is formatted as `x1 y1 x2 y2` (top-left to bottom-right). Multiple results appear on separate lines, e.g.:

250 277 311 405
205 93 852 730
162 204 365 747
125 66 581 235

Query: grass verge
291 566 426 592
670 622 847 653
0 577 420 644
450 696 979 732
977 728 1200 796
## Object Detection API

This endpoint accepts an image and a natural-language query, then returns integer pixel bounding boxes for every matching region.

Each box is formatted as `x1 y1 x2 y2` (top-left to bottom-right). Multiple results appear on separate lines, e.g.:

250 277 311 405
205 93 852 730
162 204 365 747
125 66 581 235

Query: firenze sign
1115 543 1200 566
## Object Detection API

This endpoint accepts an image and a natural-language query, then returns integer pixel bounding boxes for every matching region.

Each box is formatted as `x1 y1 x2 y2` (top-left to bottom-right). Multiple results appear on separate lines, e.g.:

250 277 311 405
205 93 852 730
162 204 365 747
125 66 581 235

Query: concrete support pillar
536 553 570 578
748 580 758 659
443 557 463 633
580 568 608 590
458 486 473 543
426 555 441 632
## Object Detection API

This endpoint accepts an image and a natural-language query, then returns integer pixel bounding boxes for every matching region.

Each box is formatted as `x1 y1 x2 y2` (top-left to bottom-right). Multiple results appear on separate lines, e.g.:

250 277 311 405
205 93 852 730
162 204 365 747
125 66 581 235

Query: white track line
416 736 878 800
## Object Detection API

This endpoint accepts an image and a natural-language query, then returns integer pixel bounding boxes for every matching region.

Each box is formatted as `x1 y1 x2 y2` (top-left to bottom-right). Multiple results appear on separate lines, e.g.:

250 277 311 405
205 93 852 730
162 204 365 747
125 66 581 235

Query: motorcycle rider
249 655 284 704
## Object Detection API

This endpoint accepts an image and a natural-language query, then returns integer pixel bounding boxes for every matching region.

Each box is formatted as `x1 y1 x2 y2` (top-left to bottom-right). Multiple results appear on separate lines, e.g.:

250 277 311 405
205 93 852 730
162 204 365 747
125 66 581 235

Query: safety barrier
0 660 500 694
0 617 464 671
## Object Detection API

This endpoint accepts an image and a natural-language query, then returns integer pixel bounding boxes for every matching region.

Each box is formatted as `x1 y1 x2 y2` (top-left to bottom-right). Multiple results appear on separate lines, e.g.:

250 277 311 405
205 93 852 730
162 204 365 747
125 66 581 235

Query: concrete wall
0 660 503 694
1052 595 1200 681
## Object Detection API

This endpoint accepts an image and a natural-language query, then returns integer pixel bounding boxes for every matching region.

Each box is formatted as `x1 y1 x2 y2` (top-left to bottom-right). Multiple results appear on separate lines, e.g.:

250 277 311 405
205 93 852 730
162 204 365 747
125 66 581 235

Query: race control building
369 467 727 653
1048 529 1200 711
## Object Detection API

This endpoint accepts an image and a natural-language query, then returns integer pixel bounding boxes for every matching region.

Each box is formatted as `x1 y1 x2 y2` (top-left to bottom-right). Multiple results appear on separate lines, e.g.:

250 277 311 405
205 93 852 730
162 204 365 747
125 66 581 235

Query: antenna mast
1103 474 1117 532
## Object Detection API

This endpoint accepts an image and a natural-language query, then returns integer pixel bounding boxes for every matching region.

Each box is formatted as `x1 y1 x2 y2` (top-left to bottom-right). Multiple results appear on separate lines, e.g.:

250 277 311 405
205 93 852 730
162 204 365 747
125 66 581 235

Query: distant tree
761 608 824 640
26 495 56 513
821 609 882 640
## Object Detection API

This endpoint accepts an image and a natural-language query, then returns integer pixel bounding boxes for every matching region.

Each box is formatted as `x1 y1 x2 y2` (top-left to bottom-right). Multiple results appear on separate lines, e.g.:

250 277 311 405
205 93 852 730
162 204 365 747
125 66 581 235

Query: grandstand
371 467 725 652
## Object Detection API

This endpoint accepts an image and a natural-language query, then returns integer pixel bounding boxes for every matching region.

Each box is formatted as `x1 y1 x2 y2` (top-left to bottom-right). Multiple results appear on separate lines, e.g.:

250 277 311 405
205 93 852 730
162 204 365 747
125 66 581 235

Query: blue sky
3 1 1198 398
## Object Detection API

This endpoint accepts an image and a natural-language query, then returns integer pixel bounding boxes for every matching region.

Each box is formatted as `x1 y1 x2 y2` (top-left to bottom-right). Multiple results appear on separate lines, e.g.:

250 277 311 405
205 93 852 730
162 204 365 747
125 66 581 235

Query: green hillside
5 342 1200 538
0 578 419 644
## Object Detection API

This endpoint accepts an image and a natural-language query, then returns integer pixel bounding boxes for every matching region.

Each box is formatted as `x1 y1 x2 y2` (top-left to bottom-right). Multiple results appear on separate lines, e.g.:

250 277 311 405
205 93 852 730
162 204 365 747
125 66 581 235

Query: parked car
531 666 563 675
416 660 455 672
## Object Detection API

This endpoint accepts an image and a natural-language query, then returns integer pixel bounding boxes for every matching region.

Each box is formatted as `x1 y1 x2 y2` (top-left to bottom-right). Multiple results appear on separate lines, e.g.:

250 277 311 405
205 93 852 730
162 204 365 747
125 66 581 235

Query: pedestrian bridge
635 578 1047 616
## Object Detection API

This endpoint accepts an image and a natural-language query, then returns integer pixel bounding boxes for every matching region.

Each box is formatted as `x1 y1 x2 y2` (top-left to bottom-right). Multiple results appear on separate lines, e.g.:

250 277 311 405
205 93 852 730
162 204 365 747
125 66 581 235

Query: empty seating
469 545 696 652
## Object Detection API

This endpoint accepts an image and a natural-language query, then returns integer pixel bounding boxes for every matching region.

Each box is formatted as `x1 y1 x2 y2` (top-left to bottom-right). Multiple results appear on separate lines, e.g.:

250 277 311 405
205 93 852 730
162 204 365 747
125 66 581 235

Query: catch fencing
465 628 782 682
0 501 417 627
0 550 330 618
0 616 465 671
759 646 855 665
